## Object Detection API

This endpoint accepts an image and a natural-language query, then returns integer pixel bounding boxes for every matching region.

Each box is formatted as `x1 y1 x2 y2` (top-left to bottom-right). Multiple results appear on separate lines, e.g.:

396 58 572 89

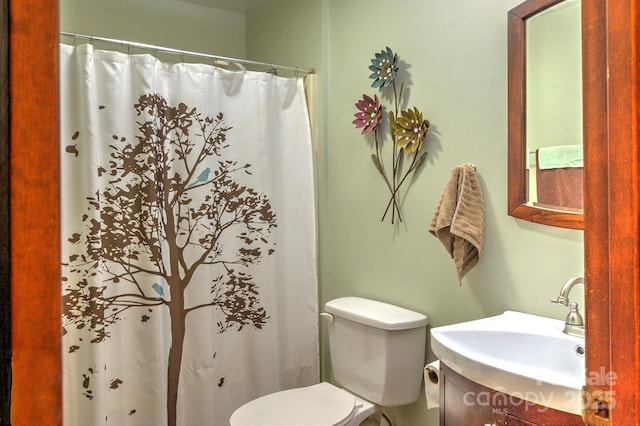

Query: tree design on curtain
62 93 276 425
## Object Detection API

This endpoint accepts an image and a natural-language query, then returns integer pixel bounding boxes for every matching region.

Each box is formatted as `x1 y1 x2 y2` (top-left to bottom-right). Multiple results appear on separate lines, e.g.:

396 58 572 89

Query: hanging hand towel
429 164 485 283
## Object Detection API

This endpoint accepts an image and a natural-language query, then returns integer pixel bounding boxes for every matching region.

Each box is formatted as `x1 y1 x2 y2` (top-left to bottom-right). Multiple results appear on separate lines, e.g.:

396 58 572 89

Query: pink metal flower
352 94 382 135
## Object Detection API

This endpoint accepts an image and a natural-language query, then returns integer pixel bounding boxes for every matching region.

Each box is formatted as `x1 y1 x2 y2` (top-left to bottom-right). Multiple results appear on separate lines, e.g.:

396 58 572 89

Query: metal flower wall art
353 47 430 224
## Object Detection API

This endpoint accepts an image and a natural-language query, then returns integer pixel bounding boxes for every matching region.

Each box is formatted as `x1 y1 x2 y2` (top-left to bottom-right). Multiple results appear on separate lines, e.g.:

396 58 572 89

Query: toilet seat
229 382 358 426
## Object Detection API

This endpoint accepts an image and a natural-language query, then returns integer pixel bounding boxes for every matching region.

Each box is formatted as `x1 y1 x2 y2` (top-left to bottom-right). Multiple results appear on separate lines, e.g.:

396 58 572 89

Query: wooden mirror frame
507 0 584 230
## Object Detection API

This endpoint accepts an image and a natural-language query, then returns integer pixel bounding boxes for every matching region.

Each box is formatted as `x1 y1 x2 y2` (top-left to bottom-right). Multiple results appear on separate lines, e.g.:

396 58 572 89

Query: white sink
430 311 585 415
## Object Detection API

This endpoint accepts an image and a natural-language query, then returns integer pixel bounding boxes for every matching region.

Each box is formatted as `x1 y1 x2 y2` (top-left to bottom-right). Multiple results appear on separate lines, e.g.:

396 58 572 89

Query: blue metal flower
368 47 399 91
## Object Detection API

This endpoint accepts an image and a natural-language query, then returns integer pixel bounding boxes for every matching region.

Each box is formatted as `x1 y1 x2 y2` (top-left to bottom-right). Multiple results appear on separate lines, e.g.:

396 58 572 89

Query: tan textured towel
429 164 485 283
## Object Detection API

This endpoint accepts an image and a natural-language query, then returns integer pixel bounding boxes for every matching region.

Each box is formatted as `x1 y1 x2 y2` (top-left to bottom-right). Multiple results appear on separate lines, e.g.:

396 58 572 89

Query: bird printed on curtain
152 283 165 298
60 42 319 426
186 167 211 188
62 94 277 425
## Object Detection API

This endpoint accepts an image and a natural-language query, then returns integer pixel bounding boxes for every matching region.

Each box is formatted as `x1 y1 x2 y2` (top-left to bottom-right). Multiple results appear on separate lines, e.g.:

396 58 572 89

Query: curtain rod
60 32 315 75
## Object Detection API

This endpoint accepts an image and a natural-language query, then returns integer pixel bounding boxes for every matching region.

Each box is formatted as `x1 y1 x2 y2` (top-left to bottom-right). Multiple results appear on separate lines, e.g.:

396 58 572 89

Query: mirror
508 0 584 230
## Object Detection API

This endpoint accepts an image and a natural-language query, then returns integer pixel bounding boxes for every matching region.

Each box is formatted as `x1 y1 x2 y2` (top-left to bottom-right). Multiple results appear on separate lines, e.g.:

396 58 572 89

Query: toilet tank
324 297 428 407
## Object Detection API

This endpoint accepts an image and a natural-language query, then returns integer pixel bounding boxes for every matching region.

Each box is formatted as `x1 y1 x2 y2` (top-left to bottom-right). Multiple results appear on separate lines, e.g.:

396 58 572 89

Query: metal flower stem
381 149 422 222
373 129 402 221
381 81 404 223
390 82 400 223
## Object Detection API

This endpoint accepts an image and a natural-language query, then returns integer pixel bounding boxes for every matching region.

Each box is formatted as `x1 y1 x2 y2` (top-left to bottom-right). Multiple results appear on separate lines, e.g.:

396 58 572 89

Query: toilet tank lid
324 297 428 330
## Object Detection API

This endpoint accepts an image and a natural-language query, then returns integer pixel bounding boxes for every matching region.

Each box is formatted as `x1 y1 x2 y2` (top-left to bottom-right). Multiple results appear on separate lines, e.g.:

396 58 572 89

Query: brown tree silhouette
62 93 276 425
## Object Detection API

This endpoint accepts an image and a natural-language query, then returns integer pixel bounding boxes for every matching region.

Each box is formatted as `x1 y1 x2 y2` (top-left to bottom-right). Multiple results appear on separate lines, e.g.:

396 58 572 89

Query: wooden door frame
8 0 62 424
584 0 640 424
4 0 638 425
0 0 9 423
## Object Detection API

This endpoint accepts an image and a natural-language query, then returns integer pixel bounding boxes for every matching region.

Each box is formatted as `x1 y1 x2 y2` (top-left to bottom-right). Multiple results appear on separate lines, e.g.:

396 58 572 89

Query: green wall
62 1 585 424
246 0 323 73
60 0 246 58
249 1 583 424
322 0 584 318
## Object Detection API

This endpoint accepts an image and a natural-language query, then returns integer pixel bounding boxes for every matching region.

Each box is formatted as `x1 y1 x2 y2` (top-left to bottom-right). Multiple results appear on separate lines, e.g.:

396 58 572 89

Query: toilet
229 296 429 426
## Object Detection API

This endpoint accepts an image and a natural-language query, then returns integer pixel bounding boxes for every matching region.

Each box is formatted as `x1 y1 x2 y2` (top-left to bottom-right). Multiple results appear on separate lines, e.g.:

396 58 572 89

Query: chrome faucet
551 277 585 338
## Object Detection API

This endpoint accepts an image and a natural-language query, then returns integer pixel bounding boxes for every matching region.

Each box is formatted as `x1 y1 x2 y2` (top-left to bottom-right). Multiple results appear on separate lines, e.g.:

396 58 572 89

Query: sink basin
430 311 585 415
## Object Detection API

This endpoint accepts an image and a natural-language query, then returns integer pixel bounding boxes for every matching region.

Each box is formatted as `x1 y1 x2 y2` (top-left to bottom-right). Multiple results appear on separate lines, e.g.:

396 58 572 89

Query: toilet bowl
229 382 379 426
229 297 428 426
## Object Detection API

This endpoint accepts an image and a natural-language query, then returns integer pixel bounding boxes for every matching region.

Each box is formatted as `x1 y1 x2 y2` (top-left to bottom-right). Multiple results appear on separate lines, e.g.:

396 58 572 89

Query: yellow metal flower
392 107 430 154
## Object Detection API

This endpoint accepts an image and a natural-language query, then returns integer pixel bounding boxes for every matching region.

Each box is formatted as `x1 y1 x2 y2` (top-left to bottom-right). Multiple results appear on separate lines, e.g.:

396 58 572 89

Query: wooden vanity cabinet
439 363 584 426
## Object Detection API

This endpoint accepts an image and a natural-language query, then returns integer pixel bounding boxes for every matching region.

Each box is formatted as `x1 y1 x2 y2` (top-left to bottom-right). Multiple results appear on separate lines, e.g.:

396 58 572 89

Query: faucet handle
551 295 570 306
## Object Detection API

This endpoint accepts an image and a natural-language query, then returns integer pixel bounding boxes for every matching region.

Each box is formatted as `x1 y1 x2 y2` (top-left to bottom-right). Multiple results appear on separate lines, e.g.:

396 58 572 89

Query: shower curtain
60 43 319 426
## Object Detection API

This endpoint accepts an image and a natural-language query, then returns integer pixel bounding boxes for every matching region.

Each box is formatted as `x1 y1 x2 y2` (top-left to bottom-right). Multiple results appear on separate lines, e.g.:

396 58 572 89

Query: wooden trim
584 0 640 424
509 0 565 17
9 0 62 424
0 0 10 422
582 0 611 420
604 0 640 422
